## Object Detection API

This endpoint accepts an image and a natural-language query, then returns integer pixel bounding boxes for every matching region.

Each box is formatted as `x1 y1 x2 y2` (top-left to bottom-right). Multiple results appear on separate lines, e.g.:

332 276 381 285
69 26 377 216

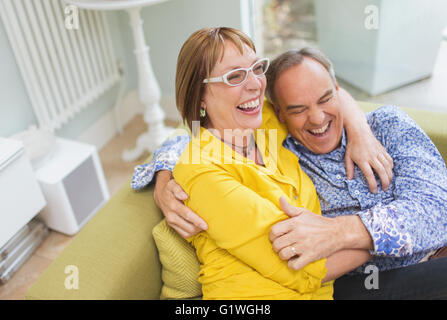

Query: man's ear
274 105 285 123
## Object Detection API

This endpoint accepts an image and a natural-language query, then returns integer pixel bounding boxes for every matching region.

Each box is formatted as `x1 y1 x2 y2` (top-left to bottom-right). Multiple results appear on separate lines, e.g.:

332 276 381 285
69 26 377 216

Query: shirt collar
283 129 347 161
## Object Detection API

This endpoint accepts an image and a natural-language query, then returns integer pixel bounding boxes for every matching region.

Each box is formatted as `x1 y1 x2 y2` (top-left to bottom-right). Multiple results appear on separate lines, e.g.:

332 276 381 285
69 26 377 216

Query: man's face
274 57 344 154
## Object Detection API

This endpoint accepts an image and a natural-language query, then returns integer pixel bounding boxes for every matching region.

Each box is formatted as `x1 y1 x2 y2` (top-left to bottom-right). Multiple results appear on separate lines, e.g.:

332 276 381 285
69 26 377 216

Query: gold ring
290 246 297 256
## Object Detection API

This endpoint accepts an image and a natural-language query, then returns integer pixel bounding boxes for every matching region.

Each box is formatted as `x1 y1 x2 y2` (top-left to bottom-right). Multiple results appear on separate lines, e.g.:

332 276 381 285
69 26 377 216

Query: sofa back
359 102 447 163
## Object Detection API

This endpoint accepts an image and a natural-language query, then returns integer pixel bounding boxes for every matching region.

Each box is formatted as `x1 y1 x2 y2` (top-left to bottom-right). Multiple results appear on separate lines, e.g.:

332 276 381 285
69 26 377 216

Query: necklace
220 135 258 161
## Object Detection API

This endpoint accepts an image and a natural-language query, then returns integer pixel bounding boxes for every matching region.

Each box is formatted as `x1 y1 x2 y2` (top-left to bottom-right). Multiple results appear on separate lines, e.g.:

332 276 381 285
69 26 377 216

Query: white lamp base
120 6 174 161
65 0 174 162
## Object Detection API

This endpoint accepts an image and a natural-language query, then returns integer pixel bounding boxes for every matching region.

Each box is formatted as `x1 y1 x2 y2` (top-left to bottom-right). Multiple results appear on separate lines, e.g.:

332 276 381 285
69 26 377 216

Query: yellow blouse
173 101 334 300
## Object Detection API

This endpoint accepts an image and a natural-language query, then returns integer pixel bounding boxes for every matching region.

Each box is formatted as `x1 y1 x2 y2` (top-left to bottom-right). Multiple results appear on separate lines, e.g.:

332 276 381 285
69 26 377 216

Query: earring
200 108 206 118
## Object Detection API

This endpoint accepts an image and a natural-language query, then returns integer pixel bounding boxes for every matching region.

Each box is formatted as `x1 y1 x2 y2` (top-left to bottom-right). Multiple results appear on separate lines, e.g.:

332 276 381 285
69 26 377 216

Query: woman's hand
338 87 394 193
345 126 394 193
154 170 207 239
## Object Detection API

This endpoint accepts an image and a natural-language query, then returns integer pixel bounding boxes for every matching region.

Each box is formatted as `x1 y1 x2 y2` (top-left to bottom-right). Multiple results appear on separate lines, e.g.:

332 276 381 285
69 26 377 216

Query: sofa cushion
152 219 202 299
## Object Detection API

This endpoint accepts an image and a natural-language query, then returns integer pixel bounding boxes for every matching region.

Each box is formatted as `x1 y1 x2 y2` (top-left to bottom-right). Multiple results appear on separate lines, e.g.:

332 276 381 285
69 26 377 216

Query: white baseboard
77 90 180 150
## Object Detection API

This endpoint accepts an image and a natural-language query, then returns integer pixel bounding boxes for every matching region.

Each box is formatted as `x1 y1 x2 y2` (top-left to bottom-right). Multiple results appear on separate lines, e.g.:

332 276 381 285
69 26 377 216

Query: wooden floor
0 115 177 300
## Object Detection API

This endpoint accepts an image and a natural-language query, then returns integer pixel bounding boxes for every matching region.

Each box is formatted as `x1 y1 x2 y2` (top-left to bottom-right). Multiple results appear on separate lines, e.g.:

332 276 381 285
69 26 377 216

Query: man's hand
269 197 344 271
270 197 374 271
154 170 207 239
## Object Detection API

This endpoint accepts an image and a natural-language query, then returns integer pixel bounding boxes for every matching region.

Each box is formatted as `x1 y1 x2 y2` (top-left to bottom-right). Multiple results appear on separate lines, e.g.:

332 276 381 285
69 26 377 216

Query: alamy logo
364 5 379 30
178 122 279 175
64 265 79 290
364 264 379 290
64 5 79 30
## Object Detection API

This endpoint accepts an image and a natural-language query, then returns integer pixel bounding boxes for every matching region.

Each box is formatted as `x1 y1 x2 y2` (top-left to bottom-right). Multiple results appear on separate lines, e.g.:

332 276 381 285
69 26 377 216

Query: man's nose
308 107 325 125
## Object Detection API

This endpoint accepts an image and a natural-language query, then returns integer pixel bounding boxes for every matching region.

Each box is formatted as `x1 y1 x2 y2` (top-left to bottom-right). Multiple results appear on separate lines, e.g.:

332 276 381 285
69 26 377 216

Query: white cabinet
0 138 46 248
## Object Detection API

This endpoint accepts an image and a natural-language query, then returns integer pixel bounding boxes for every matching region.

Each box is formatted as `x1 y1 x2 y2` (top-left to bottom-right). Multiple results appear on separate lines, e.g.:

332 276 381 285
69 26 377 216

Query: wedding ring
290 246 297 256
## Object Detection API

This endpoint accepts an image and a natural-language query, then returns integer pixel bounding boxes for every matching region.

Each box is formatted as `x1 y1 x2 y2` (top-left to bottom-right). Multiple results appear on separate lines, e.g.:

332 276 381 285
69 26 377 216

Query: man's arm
355 106 447 257
154 170 207 238
322 249 372 283
272 106 447 270
131 132 208 237
270 197 373 273
131 133 190 190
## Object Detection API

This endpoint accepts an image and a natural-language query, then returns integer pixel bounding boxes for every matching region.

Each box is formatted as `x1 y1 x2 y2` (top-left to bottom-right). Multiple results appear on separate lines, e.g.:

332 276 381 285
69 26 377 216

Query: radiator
0 0 120 132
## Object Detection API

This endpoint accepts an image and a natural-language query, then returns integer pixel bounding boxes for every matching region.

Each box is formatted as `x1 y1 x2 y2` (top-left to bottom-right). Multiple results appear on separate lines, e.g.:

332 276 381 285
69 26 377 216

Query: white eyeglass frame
203 58 270 87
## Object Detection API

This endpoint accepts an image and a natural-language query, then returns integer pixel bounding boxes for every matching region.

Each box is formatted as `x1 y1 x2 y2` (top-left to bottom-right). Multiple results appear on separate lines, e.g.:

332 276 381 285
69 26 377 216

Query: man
132 48 447 299
263 48 447 299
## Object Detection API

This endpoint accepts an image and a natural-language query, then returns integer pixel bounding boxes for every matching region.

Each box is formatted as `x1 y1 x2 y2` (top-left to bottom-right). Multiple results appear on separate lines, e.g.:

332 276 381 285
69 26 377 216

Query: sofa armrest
26 179 164 300
358 101 447 163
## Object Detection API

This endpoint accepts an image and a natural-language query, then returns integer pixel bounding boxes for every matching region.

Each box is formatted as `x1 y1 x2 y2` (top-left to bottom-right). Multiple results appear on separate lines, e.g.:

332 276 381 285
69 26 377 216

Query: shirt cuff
130 161 175 190
357 204 414 257
131 134 191 190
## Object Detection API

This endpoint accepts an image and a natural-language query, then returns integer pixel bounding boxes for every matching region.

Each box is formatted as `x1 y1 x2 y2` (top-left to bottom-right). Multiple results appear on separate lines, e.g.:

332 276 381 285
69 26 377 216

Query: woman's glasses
203 58 270 87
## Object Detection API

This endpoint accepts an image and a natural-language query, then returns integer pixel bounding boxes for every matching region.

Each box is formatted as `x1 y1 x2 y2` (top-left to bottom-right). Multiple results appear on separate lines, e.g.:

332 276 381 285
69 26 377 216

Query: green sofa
26 103 447 300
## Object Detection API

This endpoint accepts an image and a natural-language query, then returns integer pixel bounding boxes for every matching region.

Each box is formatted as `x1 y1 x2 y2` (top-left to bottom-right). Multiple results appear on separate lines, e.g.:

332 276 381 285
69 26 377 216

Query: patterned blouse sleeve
131 134 191 190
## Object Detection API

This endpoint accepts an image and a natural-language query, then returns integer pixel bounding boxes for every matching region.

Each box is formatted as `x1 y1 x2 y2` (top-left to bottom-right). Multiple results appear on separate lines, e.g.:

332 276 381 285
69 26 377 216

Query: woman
136 27 388 299
172 27 331 299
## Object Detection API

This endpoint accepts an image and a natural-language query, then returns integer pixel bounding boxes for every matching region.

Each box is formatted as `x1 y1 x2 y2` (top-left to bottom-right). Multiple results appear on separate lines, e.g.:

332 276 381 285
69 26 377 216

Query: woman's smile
236 97 262 115
202 42 266 134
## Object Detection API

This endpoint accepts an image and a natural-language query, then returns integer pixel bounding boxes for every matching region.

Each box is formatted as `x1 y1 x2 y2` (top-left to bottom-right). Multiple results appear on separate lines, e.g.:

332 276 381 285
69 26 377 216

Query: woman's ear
200 101 207 118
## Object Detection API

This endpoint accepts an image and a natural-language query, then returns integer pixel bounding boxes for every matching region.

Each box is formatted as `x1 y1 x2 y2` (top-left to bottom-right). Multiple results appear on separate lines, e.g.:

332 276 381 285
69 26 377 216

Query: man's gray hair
265 47 336 109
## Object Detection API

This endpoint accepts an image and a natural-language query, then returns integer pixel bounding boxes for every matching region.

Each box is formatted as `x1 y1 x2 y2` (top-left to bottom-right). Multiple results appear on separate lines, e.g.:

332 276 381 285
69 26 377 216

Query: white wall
126 0 247 121
0 0 253 142
0 11 129 139
0 17 37 136
315 0 447 95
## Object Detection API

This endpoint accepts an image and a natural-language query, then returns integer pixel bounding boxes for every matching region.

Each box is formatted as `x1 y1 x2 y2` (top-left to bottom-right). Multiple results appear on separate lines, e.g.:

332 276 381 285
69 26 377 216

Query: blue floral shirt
132 106 447 274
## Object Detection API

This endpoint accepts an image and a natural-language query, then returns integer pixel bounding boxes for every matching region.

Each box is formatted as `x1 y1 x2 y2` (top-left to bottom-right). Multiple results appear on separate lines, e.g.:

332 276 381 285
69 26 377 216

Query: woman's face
201 42 266 136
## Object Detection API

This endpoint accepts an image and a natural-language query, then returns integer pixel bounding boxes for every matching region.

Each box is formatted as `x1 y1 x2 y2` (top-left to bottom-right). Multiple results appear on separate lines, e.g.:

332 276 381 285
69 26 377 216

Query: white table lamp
65 0 174 161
